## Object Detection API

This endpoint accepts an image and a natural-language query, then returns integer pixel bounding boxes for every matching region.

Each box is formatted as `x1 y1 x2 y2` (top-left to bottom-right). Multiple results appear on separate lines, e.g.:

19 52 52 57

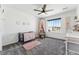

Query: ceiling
1 4 78 17
35 4 78 17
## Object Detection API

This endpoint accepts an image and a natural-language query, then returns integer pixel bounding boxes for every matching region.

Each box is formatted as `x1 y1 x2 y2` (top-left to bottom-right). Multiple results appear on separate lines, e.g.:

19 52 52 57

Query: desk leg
65 40 68 55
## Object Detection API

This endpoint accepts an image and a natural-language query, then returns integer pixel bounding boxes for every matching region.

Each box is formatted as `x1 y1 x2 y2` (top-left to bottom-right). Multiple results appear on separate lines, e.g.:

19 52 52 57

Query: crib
18 31 36 43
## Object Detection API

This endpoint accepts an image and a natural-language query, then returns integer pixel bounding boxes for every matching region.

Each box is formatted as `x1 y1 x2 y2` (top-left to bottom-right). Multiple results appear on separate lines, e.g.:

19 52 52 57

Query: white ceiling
35 4 77 17
2 4 78 17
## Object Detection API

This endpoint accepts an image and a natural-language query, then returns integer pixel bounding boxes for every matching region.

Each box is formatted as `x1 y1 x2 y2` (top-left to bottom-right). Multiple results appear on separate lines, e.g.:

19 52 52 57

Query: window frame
47 18 62 32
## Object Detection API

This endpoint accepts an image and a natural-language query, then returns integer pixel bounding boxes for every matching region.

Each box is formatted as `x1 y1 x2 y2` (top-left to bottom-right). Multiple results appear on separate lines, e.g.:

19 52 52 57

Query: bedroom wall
0 19 3 51
2 5 38 46
45 9 77 39
0 7 4 51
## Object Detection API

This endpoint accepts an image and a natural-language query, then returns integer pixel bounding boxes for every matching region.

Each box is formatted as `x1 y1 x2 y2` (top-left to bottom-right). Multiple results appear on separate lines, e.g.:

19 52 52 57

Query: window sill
46 31 65 34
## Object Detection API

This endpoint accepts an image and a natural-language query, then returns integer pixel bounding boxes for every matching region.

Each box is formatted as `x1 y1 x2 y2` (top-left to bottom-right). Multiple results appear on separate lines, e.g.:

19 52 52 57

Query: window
47 18 62 32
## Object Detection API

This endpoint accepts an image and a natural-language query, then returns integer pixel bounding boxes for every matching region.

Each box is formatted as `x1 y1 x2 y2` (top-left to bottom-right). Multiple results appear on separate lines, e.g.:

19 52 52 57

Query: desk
65 34 79 55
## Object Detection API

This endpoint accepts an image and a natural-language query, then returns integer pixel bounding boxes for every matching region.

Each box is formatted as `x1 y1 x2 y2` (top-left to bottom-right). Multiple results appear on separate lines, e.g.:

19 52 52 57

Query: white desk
65 34 79 55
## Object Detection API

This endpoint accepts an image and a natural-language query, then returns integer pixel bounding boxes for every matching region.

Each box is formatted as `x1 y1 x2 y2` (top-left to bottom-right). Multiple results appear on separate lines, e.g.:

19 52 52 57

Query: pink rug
23 40 41 50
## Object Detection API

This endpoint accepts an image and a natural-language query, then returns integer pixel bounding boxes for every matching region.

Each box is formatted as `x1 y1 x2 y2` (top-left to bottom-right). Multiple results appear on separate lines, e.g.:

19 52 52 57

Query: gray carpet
0 38 65 55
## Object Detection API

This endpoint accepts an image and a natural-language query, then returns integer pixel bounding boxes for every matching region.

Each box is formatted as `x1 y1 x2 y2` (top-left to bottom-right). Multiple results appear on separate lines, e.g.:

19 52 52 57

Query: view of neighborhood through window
47 18 62 32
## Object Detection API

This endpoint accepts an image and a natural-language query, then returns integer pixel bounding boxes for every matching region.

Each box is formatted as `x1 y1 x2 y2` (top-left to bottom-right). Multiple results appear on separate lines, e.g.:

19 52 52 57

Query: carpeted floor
0 38 65 55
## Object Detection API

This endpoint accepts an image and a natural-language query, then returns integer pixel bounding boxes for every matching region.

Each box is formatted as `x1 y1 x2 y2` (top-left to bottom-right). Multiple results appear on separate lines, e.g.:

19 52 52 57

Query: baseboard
46 36 65 41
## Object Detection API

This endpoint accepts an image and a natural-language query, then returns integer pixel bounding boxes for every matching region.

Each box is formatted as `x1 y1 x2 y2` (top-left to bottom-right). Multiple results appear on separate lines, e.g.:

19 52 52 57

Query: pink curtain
38 18 45 33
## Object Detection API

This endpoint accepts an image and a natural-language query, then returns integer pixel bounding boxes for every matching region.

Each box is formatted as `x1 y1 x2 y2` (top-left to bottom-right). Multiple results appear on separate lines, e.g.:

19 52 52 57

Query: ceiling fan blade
45 9 54 12
38 12 47 15
38 13 42 15
42 4 46 10
34 9 41 12
44 12 47 14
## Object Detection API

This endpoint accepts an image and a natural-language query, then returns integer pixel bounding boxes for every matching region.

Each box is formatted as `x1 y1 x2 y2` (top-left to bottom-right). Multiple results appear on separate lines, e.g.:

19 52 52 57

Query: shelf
68 40 79 45
66 34 79 44
68 49 79 54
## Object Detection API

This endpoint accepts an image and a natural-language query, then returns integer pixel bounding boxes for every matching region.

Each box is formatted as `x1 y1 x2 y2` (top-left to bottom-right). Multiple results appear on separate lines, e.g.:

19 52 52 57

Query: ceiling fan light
63 7 68 10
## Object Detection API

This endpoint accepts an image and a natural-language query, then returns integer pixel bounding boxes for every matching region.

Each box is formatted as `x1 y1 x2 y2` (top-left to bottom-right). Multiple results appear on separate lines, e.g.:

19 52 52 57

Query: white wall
0 8 4 51
2 5 38 46
45 9 77 39
0 19 3 51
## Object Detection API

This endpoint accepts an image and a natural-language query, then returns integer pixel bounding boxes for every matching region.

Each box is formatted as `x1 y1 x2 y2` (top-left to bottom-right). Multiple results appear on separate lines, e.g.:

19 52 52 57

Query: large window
47 18 62 32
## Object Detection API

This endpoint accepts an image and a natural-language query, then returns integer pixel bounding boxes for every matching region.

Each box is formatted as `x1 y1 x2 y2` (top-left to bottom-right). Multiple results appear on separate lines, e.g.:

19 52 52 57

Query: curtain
38 18 45 33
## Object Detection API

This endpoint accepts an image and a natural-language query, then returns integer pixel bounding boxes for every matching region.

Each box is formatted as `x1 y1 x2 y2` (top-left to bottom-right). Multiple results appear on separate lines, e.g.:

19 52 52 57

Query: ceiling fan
34 4 54 15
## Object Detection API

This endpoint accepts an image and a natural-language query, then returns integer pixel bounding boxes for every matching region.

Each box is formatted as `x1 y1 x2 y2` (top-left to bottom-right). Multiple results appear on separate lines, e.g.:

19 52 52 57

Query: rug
23 40 41 50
